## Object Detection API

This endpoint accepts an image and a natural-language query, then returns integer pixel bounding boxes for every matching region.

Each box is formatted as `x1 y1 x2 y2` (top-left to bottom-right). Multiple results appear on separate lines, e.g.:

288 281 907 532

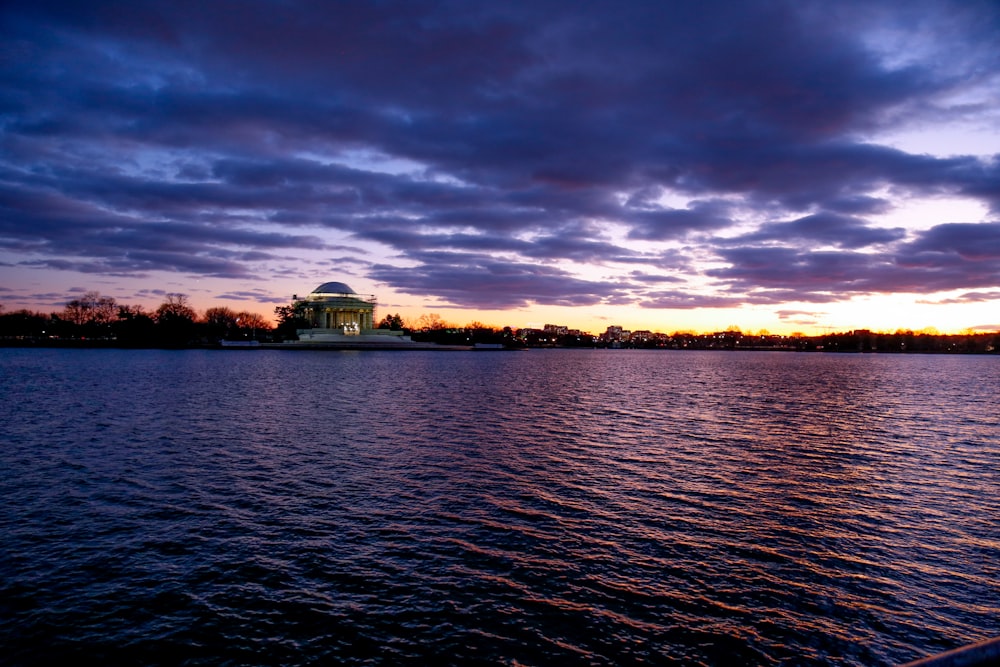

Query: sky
2 0 999 335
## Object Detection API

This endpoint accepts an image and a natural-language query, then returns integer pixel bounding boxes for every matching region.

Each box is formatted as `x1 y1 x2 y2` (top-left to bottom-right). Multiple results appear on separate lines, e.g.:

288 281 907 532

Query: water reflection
1 348 997 665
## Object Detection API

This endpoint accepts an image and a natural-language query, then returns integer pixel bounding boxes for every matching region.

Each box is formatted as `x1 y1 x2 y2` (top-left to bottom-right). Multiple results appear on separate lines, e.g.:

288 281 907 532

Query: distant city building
603 325 626 342
631 330 653 344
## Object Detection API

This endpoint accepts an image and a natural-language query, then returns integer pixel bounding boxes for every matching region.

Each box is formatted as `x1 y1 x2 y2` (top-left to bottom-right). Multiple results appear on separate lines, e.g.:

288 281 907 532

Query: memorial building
292 281 416 345
297 281 376 335
278 279 469 349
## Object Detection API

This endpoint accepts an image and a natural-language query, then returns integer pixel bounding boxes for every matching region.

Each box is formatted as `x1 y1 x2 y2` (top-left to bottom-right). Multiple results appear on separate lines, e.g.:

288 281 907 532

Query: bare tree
204 306 237 333
117 304 149 319
235 311 270 331
416 313 450 330
234 311 270 340
63 298 90 327
377 313 405 330
154 294 198 345
155 294 197 323
63 291 116 329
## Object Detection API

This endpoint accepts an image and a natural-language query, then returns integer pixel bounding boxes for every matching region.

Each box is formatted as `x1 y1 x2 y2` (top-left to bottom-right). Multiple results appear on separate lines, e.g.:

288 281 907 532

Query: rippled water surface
2 348 998 665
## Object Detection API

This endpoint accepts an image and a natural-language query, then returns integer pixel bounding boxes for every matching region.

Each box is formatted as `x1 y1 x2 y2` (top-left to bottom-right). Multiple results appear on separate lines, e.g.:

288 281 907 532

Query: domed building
297 282 376 336
282 279 466 349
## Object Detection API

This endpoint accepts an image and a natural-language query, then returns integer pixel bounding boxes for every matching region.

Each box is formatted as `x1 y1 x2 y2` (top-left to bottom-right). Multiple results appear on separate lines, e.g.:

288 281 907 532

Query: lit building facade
297 282 376 336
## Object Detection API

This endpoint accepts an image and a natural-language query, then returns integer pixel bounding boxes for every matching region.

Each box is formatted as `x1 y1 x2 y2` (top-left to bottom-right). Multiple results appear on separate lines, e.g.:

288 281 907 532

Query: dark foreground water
1 348 998 666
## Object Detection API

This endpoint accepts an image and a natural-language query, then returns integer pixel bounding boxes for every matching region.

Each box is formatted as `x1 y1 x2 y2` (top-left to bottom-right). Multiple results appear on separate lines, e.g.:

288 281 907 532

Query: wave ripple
1 349 998 665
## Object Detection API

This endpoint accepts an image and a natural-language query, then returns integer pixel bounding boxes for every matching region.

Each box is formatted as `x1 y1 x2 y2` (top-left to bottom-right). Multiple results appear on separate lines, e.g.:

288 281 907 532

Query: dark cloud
215 289 288 304
628 271 685 285
626 200 734 242
2 0 999 313
0 180 327 277
709 222 1000 302
639 291 747 310
370 251 629 309
907 222 1000 260
824 196 894 216
730 212 907 249
918 290 1000 305
776 309 826 321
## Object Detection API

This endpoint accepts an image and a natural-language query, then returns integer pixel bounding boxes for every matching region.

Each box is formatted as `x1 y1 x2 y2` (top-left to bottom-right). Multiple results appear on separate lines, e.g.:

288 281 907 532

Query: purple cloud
709 222 1000 302
730 212 907 249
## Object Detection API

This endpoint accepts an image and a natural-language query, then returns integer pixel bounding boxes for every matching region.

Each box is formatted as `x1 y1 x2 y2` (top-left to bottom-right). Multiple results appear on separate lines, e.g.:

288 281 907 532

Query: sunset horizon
6 279 1000 339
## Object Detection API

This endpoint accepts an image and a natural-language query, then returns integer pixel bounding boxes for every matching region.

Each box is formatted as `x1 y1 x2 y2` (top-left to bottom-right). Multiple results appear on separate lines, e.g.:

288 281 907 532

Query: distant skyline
2 1 999 334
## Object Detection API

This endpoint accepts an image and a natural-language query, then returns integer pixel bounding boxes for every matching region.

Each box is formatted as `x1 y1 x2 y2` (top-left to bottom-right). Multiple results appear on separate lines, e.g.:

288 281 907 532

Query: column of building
307 305 370 330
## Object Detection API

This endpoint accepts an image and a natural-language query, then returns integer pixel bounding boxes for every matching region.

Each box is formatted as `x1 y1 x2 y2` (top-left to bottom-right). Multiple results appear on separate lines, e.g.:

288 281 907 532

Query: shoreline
1 339 997 354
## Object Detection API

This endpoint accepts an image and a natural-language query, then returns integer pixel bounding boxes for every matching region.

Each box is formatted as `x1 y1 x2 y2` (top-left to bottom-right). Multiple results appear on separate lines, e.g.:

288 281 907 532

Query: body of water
1 348 998 665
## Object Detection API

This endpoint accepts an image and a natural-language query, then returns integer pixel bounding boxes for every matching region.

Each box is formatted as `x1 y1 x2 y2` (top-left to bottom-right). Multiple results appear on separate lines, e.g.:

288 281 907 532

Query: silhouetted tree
415 313 450 330
0 309 51 339
113 305 156 346
62 291 117 338
234 311 270 340
204 306 239 340
377 313 405 330
274 301 309 340
465 322 503 345
155 294 197 346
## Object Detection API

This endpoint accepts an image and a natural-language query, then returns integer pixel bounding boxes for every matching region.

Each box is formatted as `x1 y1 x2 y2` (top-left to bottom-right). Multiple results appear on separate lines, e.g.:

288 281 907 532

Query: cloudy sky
2 0 999 333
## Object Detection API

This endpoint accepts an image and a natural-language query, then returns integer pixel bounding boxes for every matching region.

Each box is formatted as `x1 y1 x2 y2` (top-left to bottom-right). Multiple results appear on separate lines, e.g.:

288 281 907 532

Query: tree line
1 292 271 347
2 293 478 347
